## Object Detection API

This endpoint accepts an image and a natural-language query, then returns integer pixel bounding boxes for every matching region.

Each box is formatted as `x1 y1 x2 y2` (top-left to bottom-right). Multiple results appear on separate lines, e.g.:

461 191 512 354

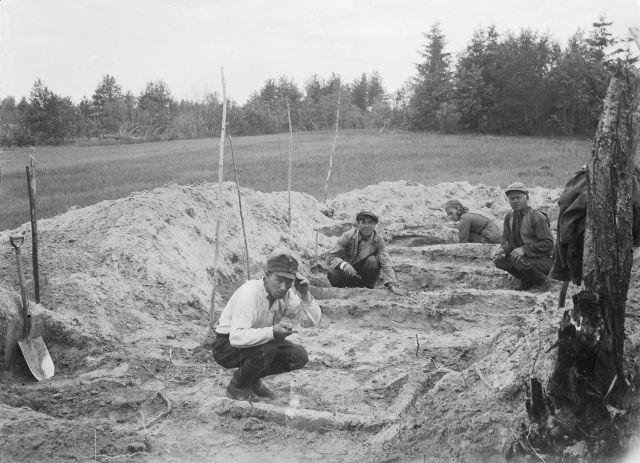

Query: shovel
10 235 54 381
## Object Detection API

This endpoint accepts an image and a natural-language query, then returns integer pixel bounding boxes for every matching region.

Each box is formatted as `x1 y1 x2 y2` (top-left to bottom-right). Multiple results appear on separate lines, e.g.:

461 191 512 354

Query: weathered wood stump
522 64 640 460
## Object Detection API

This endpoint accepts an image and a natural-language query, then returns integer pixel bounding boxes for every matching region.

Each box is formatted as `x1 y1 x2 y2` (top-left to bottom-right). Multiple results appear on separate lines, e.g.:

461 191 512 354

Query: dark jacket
326 228 396 285
501 206 554 258
551 166 640 284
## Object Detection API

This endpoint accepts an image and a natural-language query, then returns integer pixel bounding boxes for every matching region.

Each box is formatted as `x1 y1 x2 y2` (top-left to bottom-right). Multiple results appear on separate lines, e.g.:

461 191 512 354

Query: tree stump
523 63 640 459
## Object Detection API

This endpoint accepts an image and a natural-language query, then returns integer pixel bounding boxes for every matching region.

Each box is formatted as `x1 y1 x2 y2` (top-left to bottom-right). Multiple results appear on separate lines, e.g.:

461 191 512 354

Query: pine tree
409 23 452 130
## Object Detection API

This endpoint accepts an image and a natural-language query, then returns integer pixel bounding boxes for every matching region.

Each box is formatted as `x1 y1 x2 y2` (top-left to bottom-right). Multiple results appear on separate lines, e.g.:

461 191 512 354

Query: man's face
265 273 293 299
446 207 461 221
507 192 528 212
356 216 377 239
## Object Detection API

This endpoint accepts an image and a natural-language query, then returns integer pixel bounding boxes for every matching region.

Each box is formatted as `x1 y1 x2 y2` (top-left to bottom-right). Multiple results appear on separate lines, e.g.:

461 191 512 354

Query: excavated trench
1 238 536 453
0 179 567 463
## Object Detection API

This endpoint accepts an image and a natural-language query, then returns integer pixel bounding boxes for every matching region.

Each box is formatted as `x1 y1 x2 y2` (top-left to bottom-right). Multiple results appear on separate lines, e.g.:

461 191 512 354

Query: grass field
0 129 592 231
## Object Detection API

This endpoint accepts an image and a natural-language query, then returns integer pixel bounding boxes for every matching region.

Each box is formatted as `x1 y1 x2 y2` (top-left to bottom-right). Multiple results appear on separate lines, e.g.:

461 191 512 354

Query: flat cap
355 210 379 222
444 199 463 210
266 254 299 279
505 182 529 195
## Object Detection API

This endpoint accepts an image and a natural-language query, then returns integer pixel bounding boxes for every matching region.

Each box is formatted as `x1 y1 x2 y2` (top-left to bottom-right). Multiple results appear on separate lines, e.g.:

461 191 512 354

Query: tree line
409 18 632 135
0 18 630 146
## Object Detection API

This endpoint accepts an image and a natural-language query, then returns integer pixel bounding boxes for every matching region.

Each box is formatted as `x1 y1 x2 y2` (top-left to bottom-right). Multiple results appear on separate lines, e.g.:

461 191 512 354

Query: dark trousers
212 333 309 387
494 254 552 285
327 255 380 289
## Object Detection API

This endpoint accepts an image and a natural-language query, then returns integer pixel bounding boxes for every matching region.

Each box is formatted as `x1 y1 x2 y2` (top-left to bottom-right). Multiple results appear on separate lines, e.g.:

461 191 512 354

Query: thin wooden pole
322 89 341 202
286 100 293 227
209 67 227 329
227 133 250 281
314 89 341 265
26 149 40 303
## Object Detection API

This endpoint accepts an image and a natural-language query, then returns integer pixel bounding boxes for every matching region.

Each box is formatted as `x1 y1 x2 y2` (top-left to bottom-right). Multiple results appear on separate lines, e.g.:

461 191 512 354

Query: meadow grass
0 129 592 231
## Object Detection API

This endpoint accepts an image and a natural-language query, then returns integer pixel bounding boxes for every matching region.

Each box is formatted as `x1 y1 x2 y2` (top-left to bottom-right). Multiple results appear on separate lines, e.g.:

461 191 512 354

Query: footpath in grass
0 129 590 231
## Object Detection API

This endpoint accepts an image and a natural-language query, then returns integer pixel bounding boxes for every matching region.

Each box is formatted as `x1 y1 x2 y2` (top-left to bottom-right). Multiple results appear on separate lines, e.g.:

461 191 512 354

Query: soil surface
1 180 638 462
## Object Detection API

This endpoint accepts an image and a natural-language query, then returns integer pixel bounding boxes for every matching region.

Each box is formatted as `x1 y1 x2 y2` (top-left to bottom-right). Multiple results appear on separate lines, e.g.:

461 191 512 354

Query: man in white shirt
213 254 322 400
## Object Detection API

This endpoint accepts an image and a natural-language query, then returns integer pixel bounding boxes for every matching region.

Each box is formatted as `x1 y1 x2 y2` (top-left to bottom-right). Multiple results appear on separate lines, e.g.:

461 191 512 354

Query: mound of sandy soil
1 179 637 462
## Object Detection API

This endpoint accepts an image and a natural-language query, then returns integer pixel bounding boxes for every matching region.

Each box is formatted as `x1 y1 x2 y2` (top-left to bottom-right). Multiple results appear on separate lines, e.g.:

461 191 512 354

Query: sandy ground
0 180 638 462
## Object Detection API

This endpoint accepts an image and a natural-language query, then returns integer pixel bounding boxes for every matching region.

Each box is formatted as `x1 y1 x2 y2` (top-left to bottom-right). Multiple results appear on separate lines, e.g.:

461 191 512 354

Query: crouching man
213 254 321 400
494 182 553 291
444 199 502 244
326 210 403 294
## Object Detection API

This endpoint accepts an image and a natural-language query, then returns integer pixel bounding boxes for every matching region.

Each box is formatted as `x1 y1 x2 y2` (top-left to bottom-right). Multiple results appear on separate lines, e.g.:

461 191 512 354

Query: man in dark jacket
326 210 403 294
494 182 554 291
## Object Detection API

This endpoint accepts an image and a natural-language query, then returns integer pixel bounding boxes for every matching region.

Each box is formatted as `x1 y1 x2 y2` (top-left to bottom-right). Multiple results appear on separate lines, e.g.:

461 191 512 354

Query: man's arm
326 232 352 269
376 237 397 286
500 213 514 253
283 289 322 326
522 212 554 257
457 215 471 243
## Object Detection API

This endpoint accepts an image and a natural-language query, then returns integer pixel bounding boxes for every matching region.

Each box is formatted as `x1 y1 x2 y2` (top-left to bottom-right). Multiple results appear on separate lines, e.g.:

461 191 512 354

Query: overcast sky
1 0 638 104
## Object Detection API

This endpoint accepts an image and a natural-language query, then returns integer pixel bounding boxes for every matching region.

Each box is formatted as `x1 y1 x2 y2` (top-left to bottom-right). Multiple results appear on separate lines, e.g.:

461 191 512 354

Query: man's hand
510 247 525 262
387 284 405 296
273 322 296 340
341 262 359 278
294 273 310 296
492 249 506 262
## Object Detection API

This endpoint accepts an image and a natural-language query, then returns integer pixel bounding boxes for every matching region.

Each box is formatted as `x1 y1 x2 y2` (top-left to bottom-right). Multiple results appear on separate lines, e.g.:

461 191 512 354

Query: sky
1 0 639 104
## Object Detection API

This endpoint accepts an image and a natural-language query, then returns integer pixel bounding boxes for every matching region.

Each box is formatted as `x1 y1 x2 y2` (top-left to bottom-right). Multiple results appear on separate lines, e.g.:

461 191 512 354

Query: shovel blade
18 337 54 381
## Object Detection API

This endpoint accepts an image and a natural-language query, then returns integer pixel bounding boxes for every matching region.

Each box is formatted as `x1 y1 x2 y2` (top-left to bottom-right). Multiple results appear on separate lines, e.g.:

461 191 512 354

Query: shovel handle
10 235 31 338
9 235 24 249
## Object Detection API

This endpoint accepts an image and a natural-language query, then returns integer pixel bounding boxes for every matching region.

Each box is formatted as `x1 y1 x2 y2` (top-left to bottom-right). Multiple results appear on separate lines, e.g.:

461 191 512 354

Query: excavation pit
198 286 541 434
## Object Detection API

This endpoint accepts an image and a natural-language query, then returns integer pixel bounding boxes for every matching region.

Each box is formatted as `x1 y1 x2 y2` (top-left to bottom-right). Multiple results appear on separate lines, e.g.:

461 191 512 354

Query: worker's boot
226 377 255 401
517 280 533 291
252 379 276 400
530 277 552 293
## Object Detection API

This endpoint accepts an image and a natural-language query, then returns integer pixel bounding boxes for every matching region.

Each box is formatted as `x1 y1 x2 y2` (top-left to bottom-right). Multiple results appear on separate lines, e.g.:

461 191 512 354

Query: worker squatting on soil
212 254 322 400
326 210 404 295
493 182 554 291
443 199 502 244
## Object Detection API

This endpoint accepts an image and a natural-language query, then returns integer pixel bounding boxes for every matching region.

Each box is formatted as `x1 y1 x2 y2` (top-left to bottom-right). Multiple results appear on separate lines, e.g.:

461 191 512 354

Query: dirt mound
0 182 337 354
2 179 637 463
0 180 561 352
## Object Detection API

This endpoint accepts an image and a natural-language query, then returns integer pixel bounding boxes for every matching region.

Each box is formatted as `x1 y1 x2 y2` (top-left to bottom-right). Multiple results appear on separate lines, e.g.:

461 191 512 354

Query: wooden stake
314 89 341 265
286 100 293 227
26 149 40 303
227 133 250 281
322 89 341 203
209 67 227 329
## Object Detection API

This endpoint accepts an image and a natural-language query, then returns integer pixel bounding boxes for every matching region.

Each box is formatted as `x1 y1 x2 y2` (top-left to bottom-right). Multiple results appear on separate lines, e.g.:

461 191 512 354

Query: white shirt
215 279 322 347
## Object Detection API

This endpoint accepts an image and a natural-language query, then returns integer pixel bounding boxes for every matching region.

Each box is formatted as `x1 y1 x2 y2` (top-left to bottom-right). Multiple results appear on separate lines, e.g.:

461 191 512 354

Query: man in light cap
326 210 403 294
444 199 502 244
494 182 554 291
213 253 321 400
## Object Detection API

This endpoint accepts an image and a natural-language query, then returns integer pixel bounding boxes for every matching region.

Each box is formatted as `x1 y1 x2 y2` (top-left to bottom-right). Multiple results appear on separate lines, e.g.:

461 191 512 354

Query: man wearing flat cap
326 210 403 294
213 253 321 400
494 182 554 291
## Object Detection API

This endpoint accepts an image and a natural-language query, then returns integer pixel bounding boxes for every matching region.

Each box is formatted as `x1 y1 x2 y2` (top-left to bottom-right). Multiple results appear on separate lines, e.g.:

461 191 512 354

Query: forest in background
0 18 632 146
